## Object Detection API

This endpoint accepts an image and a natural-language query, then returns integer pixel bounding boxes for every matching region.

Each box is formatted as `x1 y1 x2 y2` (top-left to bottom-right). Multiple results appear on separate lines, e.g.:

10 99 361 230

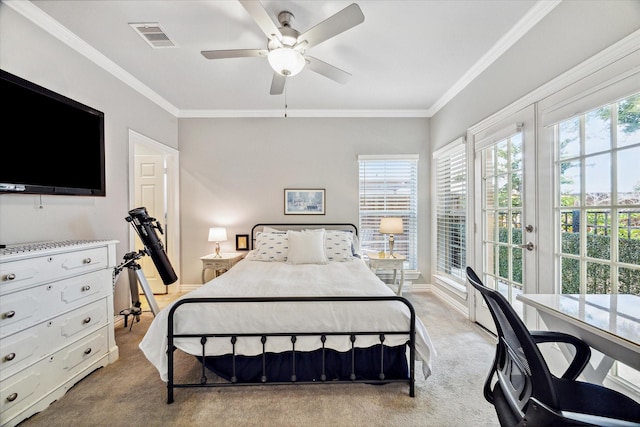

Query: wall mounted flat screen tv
0 69 106 196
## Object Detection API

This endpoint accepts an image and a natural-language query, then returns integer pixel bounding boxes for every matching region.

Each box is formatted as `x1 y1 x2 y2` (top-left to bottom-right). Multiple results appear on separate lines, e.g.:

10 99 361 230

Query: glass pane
586 261 610 294
511 133 523 171
560 160 581 207
618 267 640 295
617 94 640 148
497 278 509 299
585 106 611 155
485 177 496 209
497 244 509 280
512 247 523 284
511 171 522 207
496 139 508 174
512 212 523 245
617 146 640 205
559 117 580 159
497 175 509 208
498 211 508 243
560 209 579 234
484 147 496 177
485 210 497 242
584 153 611 205
618 212 640 264
586 209 611 260
561 256 580 293
485 243 497 276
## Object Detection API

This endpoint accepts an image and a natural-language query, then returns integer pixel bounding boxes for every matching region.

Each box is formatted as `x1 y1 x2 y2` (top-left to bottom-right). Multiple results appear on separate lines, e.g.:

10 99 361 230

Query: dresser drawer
0 246 109 294
0 298 108 380
0 326 109 423
0 270 110 339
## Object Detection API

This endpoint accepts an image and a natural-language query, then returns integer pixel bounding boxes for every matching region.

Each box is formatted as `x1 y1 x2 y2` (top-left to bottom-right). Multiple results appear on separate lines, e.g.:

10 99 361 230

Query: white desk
517 293 640 384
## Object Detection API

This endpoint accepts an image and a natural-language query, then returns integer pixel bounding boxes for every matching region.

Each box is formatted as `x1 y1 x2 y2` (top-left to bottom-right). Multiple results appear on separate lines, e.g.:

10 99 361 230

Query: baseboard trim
431 285 469 317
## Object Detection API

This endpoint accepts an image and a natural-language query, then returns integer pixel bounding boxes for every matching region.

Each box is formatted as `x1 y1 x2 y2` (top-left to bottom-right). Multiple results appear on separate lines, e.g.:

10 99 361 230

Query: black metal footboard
166 296 416 403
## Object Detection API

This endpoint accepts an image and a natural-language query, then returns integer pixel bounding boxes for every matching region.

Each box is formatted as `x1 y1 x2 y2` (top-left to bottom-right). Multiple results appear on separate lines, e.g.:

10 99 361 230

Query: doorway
470 105 537 333
129 129 180 294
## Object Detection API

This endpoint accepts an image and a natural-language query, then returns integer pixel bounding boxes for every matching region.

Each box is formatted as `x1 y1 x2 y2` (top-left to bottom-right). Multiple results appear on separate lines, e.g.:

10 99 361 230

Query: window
358 155 418 270
554 93 640 296
433 138 467 283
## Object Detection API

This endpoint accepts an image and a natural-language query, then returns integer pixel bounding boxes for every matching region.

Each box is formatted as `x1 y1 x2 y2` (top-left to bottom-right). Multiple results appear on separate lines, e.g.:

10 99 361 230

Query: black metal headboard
250 223 358 250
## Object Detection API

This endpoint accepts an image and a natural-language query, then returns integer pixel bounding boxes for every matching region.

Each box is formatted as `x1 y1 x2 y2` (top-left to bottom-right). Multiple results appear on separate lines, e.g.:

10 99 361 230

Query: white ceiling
13 0 557 117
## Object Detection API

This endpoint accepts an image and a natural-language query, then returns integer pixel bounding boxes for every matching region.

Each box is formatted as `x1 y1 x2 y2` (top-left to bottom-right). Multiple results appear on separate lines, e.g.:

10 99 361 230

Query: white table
368 253 406 295
200 252 245 283
517 293 640 384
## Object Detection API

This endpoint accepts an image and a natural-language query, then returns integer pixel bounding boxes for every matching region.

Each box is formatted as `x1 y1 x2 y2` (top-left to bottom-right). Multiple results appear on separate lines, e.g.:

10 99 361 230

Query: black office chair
466 267 640 427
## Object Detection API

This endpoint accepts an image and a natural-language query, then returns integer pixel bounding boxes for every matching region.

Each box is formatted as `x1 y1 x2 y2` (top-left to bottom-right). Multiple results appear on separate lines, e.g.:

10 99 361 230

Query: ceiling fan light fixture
268 47 305 76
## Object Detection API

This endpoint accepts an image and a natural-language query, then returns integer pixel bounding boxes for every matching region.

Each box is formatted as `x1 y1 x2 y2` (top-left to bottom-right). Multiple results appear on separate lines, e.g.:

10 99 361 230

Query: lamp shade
379 217 404 234
268 48 305 76
208 227 228 242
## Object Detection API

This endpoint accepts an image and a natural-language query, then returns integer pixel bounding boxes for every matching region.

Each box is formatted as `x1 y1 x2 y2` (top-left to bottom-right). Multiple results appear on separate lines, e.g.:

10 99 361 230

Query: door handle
519 242 534 251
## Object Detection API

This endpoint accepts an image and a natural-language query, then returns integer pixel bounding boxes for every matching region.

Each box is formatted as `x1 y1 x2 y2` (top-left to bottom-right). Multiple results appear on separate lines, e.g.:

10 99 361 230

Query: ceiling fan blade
201 49 267 59
238 0 282 42
298 3 364 48
305 56 352 84
270 73 286 95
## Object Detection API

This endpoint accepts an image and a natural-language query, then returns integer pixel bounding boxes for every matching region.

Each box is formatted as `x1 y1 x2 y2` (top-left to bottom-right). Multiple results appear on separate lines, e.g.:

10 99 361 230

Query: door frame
467 104 539 330
128 129 181 292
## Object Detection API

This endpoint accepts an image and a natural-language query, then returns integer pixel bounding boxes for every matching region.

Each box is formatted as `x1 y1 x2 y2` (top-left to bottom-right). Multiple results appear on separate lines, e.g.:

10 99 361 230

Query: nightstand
368 253 406 295
200 252 246 283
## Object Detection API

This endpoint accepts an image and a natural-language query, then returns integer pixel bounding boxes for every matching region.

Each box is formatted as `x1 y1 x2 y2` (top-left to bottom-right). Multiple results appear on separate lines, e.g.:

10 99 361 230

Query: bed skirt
198 344 409 383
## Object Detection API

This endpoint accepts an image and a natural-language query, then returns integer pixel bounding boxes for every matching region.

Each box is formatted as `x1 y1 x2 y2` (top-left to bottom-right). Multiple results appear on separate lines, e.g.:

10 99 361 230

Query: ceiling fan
201 1 365 95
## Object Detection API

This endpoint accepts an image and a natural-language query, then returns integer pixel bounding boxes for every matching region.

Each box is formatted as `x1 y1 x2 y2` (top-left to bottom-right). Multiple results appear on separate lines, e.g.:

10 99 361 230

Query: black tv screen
0 69 106 196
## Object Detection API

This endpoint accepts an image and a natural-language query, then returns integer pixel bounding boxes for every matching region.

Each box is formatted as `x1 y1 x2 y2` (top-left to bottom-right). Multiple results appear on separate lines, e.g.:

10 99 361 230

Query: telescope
126 207 178 285
115 207 177 325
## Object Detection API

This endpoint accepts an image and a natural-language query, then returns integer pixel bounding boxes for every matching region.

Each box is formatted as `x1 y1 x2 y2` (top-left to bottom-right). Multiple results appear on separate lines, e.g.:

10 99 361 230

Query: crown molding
426 0 561 117
178 109 430 118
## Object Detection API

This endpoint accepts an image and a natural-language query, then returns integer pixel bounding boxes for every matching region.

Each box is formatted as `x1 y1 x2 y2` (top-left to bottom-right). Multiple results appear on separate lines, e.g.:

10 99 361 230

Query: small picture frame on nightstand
236 234 249 251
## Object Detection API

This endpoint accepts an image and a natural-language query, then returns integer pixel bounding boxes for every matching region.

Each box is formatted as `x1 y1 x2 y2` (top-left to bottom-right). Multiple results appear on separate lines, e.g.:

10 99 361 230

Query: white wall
178 117 430 285
0 4 179 312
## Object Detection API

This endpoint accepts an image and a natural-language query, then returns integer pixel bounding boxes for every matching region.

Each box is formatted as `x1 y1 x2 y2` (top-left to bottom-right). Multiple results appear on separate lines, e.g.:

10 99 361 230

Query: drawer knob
4 353 16 362
84 348 92 355
83 258 92 264
82 285 91 292
83 317 92 324
2 310 16 319
4 273 16 281
7 392 18 402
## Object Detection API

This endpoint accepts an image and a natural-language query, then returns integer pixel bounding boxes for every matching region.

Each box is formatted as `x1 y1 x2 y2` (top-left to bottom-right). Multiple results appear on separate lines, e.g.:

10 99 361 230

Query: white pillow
253 231 288 262
325 230 356 261
262 226 283 233
287 230 328 265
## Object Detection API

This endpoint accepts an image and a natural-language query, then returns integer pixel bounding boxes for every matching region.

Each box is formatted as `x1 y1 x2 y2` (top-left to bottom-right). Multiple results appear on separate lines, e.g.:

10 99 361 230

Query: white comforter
140 256 436 381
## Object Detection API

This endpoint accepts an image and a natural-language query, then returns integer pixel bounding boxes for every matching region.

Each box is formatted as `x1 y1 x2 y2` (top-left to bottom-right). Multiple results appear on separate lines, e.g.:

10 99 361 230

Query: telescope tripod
114 250 160 328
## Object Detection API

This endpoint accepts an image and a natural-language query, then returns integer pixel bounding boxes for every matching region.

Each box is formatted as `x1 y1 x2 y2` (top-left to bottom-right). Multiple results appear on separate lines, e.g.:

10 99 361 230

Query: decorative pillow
262 226 284 233
253 231 288 262
287 230 328 265
325 230 356 261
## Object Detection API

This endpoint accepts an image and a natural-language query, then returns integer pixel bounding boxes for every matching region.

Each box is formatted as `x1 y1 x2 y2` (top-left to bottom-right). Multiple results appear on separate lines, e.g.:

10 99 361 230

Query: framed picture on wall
236 234 250 251
284 188 326 215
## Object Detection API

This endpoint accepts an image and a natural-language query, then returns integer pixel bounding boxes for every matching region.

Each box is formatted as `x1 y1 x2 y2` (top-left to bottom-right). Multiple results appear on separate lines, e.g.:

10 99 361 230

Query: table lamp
208 227 227 258
379 217 403 258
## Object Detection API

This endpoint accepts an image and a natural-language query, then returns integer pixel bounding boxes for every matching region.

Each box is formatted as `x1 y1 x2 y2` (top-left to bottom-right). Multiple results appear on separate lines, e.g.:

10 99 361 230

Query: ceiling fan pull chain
284 86 288 118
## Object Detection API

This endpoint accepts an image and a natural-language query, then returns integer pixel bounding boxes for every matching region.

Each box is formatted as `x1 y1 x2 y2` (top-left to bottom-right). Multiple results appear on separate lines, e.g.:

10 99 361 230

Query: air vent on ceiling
129 23 176 48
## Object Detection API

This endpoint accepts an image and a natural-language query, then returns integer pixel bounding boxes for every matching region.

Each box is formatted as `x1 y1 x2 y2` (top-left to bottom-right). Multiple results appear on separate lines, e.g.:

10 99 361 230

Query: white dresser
0 240 119 427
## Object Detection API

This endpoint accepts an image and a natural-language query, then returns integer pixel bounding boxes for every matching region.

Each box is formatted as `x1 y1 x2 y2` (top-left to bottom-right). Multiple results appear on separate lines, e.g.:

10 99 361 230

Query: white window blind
358 155 418 270
433 138 466 281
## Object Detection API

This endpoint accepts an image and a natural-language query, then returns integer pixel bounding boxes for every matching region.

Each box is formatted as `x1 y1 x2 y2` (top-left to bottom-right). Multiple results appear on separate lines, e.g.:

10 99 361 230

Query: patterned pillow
253 231 288 261
325 230 356 262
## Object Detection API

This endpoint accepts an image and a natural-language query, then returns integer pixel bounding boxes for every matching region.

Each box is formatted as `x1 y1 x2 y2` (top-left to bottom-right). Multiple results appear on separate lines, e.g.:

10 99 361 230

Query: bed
139 223 436 402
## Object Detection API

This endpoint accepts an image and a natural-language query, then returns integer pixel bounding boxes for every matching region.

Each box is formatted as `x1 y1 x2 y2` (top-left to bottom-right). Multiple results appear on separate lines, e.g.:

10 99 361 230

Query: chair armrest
531 331 591 380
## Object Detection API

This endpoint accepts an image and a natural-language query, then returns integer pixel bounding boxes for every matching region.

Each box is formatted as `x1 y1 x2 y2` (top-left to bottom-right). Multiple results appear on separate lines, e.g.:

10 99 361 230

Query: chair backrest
466 267 559 420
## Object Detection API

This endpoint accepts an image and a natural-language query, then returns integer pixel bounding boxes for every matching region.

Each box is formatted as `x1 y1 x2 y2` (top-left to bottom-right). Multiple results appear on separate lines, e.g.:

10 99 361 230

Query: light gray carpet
19 292 500 426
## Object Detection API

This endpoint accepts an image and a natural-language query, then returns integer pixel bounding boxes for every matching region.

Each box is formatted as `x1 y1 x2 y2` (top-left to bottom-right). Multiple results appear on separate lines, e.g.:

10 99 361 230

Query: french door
472 105 538 332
